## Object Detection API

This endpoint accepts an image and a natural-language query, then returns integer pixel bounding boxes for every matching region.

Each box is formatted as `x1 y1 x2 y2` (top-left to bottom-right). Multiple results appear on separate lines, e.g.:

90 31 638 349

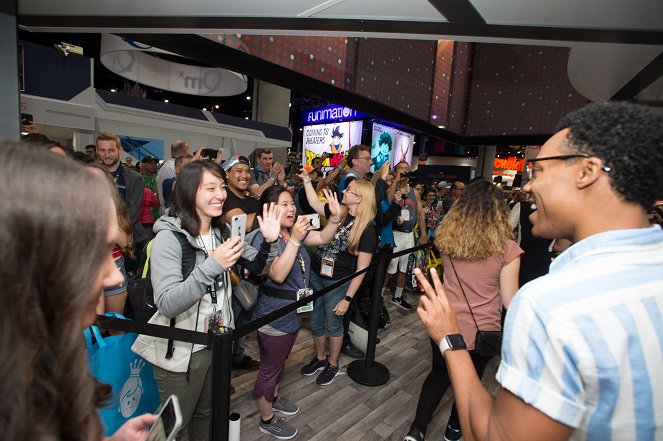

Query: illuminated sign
301 105 366 125
494 156 525 172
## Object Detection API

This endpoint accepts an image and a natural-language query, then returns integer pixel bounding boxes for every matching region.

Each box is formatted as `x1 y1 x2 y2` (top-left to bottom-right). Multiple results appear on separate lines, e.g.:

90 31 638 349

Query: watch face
446 334 467 350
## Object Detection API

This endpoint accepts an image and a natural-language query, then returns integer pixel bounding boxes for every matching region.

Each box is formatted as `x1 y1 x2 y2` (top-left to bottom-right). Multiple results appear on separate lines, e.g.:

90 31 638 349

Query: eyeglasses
344 188 360 197
525 154 612 181
356 156 371 161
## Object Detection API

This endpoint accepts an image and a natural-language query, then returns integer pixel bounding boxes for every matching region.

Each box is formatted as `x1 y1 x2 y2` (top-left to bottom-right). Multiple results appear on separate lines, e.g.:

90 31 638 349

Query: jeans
308 272 350 337
412 339 493 434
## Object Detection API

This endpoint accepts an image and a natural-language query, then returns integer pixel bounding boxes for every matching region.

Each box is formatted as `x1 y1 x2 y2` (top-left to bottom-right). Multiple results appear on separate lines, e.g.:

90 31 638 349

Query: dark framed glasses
525 154 612 181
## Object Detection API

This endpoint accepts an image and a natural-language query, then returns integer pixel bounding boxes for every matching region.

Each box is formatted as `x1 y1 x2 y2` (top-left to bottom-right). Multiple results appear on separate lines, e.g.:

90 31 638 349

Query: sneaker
316 363 340 386
300 356 329 376
391 296 413 311
341 340 365 358
272 396 299 416
443 424 462 441
404 426 425 441
232 355 260 370
259 415 297 440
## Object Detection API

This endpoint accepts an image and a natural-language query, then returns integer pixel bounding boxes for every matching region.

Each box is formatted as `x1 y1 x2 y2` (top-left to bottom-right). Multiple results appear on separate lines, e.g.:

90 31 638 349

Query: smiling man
416 102 663 441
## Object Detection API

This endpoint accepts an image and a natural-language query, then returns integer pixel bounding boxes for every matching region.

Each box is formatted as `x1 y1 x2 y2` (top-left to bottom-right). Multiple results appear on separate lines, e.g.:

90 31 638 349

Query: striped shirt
496 225 663 441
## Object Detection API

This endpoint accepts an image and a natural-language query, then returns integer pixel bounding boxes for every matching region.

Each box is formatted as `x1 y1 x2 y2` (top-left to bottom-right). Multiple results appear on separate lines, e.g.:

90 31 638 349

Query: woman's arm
304 188 342 246
315 157 347 193
298 169 328 216
332 251 372 316
266 217 309 284
498 257 520 309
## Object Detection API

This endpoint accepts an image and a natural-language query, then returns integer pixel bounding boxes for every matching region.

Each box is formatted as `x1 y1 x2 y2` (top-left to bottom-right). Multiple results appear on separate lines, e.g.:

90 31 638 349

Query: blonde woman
404 179 522 441
298 176 378 386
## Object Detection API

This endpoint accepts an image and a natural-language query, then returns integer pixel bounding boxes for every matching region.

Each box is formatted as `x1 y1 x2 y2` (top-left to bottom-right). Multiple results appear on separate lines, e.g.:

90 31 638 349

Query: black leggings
412 338 493 434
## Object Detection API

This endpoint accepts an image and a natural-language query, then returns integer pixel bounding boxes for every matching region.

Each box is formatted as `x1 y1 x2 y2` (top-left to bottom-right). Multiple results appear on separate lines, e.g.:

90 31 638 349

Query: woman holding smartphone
298 172 378 386
251 185 342 439
132 160 281 441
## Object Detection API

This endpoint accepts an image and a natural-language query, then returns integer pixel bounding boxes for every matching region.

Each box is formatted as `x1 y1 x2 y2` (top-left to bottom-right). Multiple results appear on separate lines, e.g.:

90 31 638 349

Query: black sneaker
341 340 365 358
315 363 340 385
404 426 425 441
300 356 328 376
391 296 413 311
443 424 462 441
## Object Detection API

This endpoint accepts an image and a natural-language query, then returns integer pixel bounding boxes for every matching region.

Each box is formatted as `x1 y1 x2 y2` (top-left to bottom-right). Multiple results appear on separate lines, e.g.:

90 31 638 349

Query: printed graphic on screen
118 135 165 161
302 121 363 173
371 123 414 173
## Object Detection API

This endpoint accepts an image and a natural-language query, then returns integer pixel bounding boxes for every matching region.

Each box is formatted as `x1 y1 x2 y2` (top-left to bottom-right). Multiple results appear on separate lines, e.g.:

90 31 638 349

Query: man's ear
576 157 603 190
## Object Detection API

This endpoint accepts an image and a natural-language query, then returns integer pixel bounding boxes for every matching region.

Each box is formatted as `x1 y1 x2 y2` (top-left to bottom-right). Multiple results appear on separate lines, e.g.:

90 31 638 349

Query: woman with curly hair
0 141 156 441
404 179 522 441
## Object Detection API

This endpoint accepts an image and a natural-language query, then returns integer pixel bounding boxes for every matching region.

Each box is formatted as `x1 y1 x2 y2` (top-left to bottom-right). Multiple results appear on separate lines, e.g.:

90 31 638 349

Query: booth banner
371 123 414 173
302 121 363 171
414 165 473 185
100 34 247 97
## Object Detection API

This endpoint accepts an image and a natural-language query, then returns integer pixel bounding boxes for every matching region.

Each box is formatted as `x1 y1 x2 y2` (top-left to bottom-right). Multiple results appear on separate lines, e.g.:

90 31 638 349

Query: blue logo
121 38 153 50
302 105 365 125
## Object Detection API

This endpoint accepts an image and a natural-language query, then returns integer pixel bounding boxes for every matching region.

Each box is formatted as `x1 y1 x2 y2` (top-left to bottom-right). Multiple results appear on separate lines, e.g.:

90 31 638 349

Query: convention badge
207 310 225 333
320 257 335 278
401 209 410 222
296 288 314 313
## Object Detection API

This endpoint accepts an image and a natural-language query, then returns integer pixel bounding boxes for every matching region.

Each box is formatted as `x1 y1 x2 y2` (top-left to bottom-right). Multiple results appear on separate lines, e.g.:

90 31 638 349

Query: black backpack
126 231 197 359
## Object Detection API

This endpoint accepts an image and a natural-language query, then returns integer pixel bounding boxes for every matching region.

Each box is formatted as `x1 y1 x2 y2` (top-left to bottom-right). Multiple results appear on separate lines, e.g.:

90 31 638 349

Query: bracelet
303 177 312 184
265 238 279 244
337 165 345 171
289 239 302 248
329 217 340 224
344 295 353 302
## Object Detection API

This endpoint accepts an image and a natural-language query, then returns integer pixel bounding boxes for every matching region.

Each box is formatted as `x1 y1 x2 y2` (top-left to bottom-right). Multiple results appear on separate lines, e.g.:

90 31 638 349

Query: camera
406 171 418 183
201 148 218 160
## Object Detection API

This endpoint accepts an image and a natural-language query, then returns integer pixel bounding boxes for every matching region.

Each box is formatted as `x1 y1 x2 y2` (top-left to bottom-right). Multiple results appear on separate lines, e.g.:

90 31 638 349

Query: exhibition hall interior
3 1 663 440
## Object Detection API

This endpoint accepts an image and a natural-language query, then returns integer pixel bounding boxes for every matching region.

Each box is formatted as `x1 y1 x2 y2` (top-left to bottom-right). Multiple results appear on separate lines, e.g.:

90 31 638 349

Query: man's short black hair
556 101 663 209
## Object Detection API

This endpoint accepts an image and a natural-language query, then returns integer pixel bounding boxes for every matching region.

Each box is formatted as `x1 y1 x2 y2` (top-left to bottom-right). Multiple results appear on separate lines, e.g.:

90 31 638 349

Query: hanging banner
371 123 415 173
302 121 363 172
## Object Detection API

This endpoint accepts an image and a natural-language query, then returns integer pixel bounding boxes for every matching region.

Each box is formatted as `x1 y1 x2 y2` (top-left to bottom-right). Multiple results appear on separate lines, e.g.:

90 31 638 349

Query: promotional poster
302 121 363 172
370 123 415 173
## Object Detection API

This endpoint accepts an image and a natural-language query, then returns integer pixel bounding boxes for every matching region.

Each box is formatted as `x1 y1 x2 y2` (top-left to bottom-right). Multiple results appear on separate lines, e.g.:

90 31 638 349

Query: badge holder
296 288 314 313
320 257 335 278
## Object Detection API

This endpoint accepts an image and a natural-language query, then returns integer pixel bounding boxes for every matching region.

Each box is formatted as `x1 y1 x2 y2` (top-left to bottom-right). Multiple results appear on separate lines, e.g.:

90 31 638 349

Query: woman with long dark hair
0 142 156 441
132 160 281 441
251 185 342 439
404 179 522 441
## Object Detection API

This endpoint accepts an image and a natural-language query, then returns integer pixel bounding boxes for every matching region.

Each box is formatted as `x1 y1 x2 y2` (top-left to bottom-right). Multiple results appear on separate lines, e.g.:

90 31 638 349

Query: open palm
256 202 282 242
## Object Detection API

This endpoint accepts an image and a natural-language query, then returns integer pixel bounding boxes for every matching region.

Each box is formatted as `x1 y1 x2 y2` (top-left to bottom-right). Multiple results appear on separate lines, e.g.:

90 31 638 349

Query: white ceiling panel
305 0 446 22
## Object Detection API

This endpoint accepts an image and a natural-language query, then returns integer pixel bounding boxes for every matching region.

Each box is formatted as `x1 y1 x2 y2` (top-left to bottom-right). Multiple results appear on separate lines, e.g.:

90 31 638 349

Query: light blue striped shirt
496 226 663 441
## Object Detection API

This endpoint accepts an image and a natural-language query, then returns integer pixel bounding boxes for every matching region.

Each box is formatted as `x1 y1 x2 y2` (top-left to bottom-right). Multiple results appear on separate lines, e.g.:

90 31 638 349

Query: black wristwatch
438 334 467 355
343 296 353 302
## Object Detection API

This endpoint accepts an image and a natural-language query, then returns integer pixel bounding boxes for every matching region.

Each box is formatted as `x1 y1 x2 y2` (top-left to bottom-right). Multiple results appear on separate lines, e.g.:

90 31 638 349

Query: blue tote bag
85 313 161 436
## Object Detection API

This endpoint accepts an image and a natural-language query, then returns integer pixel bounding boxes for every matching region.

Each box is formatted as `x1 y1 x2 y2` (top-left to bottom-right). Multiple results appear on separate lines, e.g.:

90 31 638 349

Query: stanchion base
347 360 390 386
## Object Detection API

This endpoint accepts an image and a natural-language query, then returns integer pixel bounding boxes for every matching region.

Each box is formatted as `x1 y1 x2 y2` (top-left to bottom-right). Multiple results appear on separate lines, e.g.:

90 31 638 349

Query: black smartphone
21 113 33 125
407 171 418 182
201 148 218 160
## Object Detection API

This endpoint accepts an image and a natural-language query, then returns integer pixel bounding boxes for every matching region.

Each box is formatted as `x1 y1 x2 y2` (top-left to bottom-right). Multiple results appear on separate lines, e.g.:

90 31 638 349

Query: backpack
126 231 196 359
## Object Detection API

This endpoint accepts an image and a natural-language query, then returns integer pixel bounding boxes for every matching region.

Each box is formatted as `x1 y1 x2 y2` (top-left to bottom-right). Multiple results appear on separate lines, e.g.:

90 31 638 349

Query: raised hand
212 236 244 269
291 217 309 242
297 167 310 181
256 202 282 242
323 188 342 218
380 160 392 179
415 268 460 344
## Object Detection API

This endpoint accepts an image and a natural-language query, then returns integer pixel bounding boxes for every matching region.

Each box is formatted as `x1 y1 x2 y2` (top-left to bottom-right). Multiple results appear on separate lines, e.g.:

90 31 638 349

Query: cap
142 156 159 163
222 154 250 171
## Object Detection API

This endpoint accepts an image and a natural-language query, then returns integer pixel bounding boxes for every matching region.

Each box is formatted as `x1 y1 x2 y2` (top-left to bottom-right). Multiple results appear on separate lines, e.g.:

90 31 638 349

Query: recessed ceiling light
214 104 220 109
245 117 249 120
246 96 251 100
203 107 207 111
164 99 169 103
110 88 117 92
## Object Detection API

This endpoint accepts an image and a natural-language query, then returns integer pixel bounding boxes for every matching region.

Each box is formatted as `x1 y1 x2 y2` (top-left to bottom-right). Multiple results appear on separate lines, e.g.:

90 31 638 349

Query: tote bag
85 313 161 435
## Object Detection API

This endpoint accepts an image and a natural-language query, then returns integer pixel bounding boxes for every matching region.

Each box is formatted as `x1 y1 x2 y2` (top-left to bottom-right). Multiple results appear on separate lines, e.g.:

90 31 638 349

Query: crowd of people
4 101 662 441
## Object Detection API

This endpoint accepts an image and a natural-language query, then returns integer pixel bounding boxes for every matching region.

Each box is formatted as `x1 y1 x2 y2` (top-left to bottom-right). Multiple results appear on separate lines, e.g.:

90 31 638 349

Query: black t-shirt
297 186 316 215
311 214 379 280
222 188 260 230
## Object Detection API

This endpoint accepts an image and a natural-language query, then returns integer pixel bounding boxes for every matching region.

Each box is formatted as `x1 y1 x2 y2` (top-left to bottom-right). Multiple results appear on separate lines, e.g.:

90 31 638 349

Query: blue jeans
308 272 350 338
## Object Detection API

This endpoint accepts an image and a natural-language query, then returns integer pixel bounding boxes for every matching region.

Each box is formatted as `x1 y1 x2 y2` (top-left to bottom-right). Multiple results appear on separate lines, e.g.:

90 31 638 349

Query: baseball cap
222 154 250 171
142 156 159 163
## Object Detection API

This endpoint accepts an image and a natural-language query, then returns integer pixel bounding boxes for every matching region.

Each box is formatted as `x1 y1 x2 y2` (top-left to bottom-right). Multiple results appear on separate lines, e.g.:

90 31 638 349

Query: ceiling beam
611 51 663 101
427 0 486 24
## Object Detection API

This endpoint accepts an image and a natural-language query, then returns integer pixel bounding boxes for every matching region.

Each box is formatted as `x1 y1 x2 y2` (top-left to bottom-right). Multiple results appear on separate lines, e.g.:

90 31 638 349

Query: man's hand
415 268 460 344
256 202 283 242
380 160 392 179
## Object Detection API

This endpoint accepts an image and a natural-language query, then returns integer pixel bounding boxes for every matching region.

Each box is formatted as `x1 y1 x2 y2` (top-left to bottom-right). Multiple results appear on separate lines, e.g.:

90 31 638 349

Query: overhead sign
301 105 366 125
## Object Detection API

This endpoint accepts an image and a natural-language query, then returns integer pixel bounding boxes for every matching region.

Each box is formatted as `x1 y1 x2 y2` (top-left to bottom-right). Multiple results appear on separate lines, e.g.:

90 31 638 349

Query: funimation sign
301 105 366 125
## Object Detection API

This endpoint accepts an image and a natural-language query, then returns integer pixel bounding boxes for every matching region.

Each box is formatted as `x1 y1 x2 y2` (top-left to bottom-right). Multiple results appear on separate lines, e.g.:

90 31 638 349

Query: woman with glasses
298 173 378 386
132 160 281 441
404 179 522 441
251 185 342 439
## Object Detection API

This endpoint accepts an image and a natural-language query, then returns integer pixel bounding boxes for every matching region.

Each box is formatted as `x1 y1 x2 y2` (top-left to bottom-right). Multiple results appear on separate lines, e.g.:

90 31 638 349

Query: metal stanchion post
209 327 234 441
347 246 391 386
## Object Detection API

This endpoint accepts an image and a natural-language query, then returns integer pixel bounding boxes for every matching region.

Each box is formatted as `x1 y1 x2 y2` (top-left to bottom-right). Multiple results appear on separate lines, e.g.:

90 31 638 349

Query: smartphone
299 213 321 230
201 148 218 160
146 395 182 441
21 113 33 125
231 213 247 243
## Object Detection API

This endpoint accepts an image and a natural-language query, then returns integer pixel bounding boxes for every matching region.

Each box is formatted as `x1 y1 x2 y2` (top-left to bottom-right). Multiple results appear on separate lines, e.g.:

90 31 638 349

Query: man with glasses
442 181 466 215
337 144 372 200
416 102 663 441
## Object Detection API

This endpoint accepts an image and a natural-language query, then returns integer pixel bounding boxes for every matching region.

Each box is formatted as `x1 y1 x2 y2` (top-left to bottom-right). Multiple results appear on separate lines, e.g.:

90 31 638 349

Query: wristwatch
438 334 467 355
343 296 353 302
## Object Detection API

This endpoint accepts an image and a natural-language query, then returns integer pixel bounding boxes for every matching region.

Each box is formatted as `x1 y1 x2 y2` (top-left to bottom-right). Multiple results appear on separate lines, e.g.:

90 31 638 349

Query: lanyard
281 234 308 288
196 228 219 307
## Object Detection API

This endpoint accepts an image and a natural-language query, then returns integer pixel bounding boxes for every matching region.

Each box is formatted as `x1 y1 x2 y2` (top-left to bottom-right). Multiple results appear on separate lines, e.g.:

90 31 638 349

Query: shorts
387 230 415 274
104 255 128 296
308 272 350 337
